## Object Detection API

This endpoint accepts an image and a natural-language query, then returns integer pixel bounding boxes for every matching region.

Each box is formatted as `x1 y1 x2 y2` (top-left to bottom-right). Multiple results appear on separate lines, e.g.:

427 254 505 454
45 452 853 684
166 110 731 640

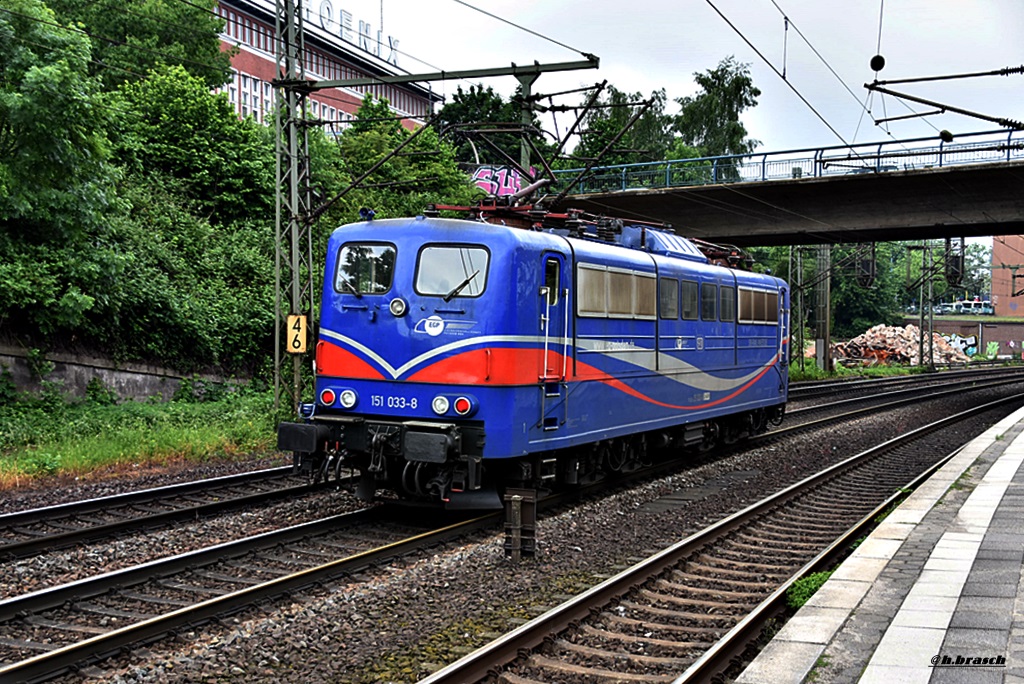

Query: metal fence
552 129 1024 195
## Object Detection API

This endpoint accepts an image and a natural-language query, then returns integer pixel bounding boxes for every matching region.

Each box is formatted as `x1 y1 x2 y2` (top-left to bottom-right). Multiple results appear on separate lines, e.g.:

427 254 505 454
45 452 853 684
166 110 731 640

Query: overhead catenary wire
766 0 938 146
704 0 856 150
452 0 595 61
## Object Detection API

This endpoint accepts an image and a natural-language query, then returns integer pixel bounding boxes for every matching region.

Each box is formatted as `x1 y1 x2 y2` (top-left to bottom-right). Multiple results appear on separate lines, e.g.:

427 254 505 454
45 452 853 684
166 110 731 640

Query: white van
955 300 983 314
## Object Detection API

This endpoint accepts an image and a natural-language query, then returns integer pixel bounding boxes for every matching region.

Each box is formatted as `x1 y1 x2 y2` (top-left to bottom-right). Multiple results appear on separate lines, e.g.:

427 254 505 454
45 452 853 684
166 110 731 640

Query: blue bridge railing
551 129 1024 195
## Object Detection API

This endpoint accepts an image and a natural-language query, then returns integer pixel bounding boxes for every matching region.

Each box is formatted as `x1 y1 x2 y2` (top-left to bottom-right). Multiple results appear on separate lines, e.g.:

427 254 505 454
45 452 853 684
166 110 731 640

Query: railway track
788 363 1024 404
6 366 1019 566
781 368 1024 429
4 371 1023 681
419 394 1024 684
0 467 326 560
0 505 499 683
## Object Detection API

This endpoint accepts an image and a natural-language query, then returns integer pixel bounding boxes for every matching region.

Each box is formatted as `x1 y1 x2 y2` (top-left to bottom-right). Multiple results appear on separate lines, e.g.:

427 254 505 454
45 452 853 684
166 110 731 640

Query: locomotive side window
720 285 735 322
335 243 395 294
576 263 657 319
608 270 633 317
659 278 679 319
544 258 560 306
635 274 657 318
753 289 767 321
416 245 489 298
766 291 779 322
681 280 698 320
738 287 780 324
701 283 717 321
577 264 607 316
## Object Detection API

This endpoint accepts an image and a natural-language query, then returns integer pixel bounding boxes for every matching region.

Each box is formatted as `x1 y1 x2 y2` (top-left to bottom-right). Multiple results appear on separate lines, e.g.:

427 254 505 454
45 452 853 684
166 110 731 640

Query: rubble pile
834 324 971 365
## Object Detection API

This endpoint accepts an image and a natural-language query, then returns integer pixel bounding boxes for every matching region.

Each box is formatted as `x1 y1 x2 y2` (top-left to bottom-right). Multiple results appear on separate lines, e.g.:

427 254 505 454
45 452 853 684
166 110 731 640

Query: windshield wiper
341 278 362 299
443 270 479 302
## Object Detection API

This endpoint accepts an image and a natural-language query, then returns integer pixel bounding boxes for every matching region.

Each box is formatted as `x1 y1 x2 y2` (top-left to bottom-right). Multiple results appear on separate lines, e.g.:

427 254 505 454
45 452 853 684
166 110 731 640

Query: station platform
736 404 1024 684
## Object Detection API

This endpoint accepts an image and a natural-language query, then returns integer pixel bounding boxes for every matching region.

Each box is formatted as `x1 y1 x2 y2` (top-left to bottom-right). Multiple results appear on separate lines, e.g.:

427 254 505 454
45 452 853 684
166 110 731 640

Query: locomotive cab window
544 258 560 305
416 245 489 298
335 243 396 295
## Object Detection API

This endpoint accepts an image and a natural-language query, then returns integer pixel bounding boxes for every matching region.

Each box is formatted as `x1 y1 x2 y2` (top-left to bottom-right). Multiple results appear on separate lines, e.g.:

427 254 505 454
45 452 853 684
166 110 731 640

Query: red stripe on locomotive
315 340 385 380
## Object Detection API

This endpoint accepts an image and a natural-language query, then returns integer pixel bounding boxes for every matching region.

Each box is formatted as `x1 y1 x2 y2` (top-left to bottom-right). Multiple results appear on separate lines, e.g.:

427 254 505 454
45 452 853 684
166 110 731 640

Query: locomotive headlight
431 396 450 415
339 389 358 408
453 396 473 416
319 389 336 405
389 297 408 317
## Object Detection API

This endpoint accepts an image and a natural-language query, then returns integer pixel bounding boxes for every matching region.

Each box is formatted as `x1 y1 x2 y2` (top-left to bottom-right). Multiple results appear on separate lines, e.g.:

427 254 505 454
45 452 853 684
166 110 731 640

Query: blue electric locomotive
277 204 789 508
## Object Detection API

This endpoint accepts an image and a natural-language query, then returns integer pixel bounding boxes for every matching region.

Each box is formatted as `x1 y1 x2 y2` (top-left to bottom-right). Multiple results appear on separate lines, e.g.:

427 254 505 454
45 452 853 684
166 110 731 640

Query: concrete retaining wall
906 317 1024 359
0 346 228 401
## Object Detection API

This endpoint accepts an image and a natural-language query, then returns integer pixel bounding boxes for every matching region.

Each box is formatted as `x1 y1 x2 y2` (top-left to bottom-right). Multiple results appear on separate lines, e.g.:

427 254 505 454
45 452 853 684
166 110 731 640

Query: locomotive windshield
335 243 395 295
416 245 489 298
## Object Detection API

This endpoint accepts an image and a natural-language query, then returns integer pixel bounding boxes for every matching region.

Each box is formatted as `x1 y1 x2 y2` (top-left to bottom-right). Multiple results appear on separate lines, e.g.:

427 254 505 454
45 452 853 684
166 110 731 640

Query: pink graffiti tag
471 166 534 197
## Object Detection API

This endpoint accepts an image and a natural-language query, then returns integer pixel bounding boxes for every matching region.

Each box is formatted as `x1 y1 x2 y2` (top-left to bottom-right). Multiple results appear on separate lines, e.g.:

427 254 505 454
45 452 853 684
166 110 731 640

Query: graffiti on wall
942 333 979 357
941 332 1013 359
471 166 534 197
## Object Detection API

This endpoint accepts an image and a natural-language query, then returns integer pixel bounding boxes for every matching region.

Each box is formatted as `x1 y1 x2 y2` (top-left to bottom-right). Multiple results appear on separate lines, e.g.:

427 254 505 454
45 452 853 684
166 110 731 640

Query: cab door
539 252 569 430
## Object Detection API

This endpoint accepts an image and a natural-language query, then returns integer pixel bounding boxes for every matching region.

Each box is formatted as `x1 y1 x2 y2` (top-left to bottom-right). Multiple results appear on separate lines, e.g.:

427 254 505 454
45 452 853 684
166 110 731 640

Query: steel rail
670 450 958 683
788 364 1024 401
419 393 1024 684
0 480 325 560
775 374 1024 434
0 466 294 526
0 507 501 683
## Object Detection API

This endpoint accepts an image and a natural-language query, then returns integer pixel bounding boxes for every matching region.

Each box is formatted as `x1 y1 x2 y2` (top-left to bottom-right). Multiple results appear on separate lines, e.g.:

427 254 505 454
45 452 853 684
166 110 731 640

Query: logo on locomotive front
420 315 445 337
413 315 478 337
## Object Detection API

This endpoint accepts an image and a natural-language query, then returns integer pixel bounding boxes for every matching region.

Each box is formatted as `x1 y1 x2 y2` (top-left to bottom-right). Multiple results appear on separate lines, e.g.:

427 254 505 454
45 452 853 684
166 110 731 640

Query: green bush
0 366 16 407
85 378 118 406
0 387 278 485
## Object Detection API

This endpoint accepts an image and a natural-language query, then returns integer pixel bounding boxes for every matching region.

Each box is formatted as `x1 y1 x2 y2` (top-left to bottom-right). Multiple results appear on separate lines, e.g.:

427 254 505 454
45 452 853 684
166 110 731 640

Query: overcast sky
355 0 1023 154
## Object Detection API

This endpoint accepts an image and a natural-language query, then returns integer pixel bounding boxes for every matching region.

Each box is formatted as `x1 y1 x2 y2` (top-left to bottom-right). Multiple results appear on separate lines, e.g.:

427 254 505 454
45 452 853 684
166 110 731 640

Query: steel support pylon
274 0 314 414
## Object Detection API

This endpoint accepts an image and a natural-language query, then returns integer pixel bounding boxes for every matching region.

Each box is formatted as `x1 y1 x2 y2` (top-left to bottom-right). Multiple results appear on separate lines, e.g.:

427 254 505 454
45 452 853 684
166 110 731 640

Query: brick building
991 235 1024 317
215 0 436 128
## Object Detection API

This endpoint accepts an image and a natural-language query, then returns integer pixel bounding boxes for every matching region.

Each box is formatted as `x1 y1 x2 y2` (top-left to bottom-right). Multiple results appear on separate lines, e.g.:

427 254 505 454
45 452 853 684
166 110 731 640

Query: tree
437 84 552 168
572 86 674 167
111 64 274 226
674 56 761 159
44 0 233 90
828 243 907 337
333 94 481 223
0 0 119 243
962 243 992 299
